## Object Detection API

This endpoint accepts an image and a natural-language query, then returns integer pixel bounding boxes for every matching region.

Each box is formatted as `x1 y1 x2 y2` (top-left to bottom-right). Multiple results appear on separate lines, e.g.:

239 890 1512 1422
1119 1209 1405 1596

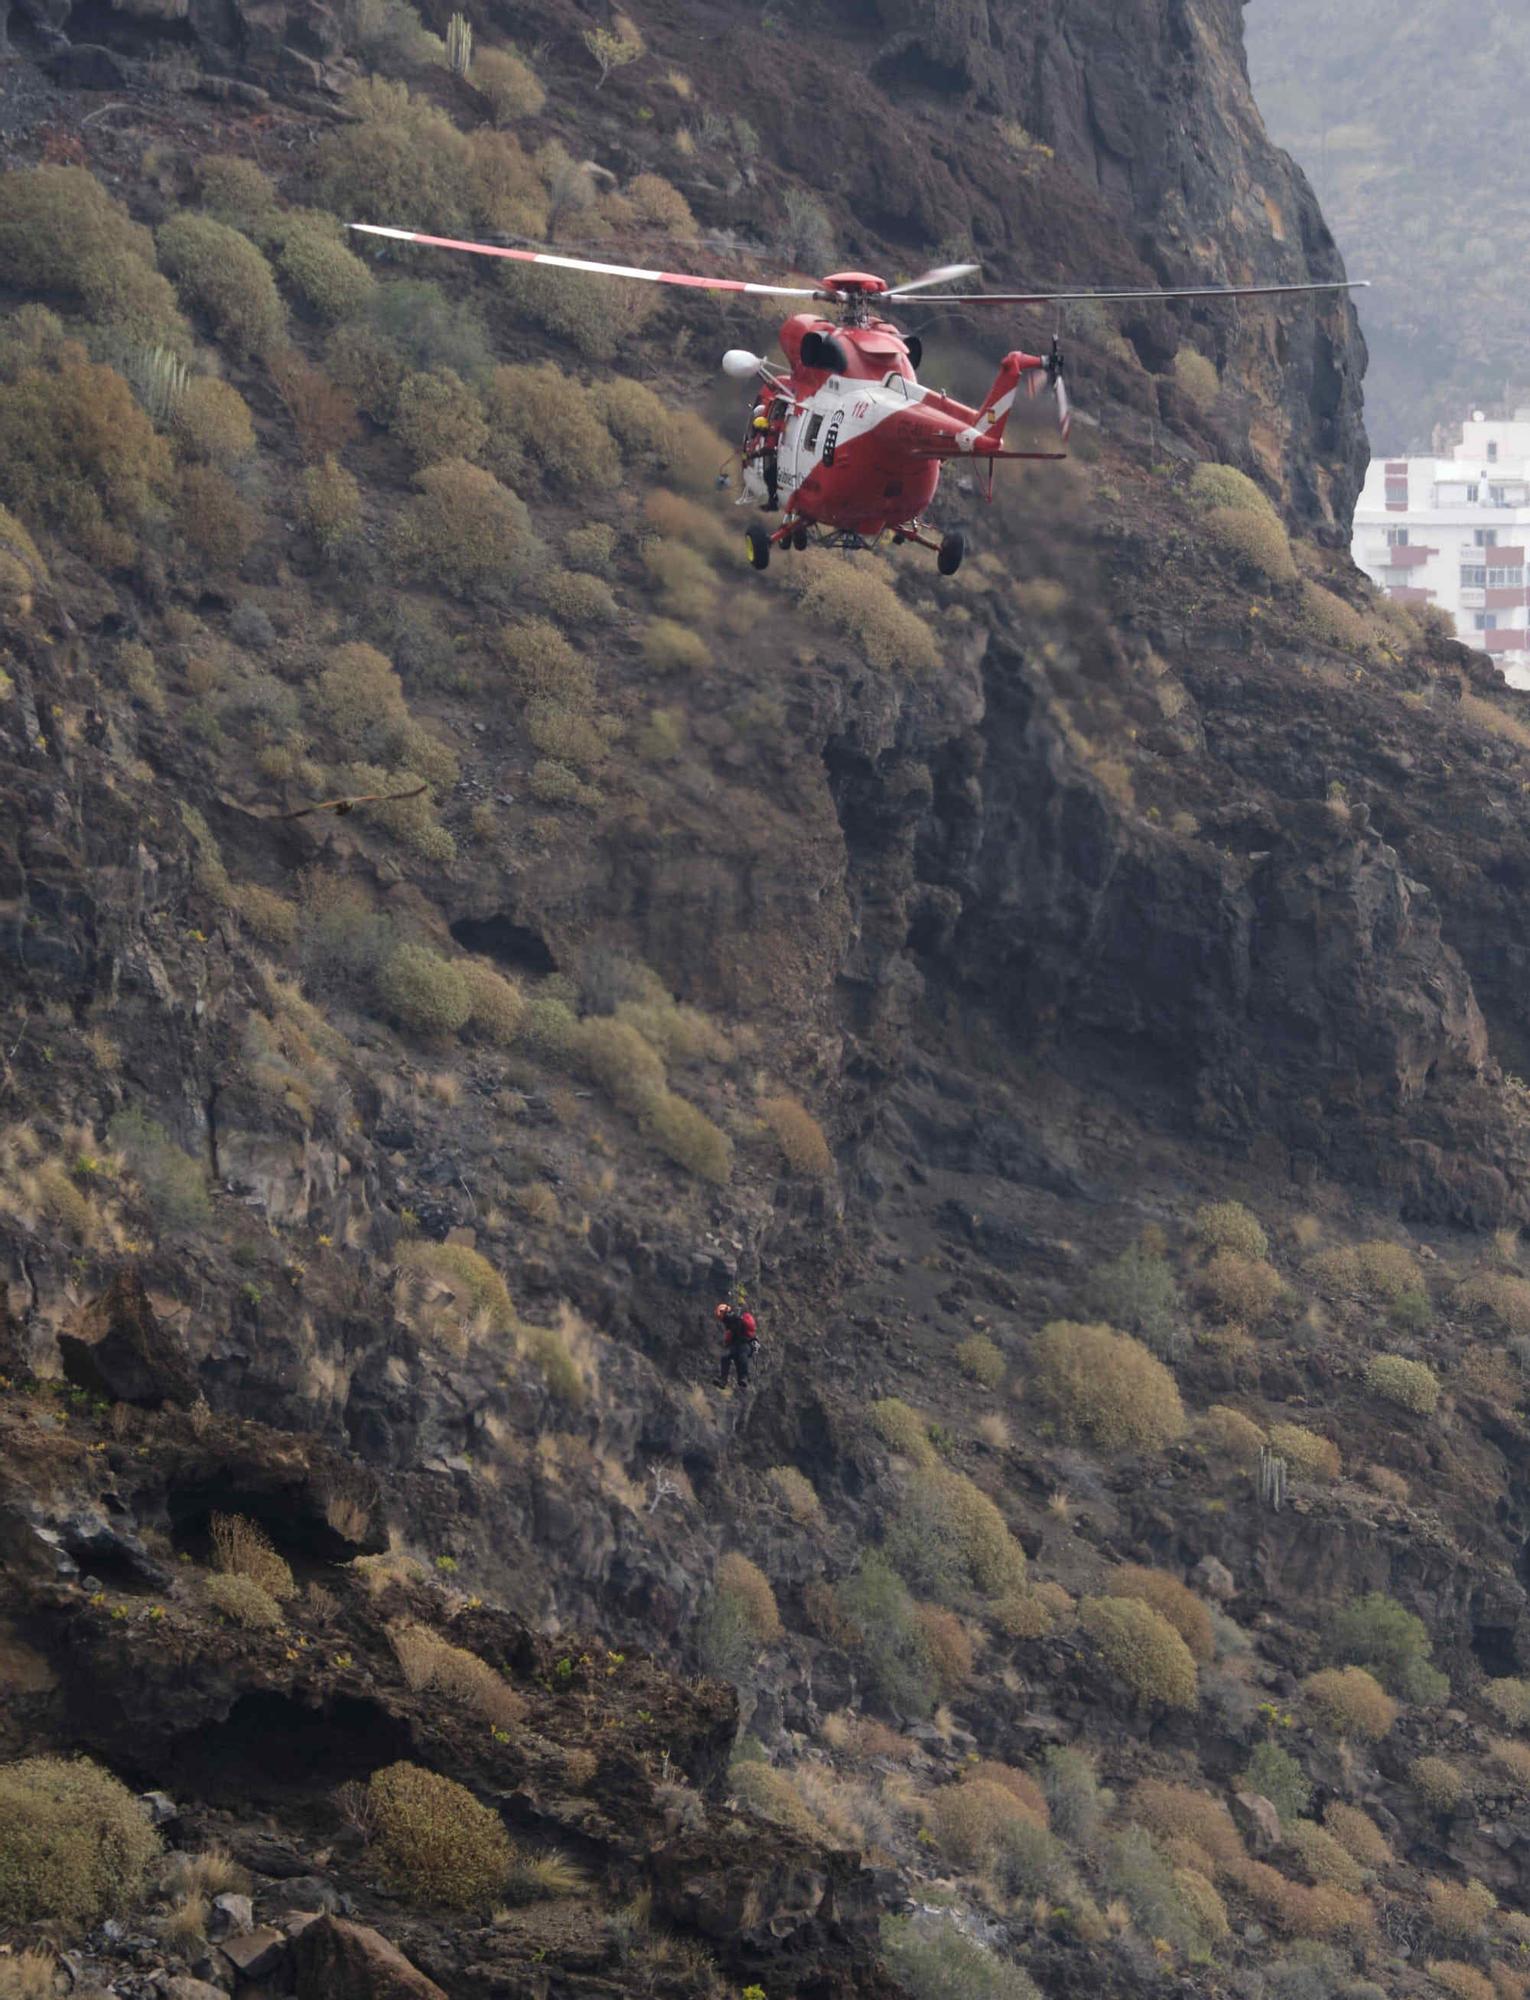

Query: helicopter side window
803 413 824 454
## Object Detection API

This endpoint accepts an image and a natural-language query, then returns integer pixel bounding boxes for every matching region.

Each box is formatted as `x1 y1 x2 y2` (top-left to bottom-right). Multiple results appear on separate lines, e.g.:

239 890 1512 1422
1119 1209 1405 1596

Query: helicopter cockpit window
883 373 908 397
803 413 824 454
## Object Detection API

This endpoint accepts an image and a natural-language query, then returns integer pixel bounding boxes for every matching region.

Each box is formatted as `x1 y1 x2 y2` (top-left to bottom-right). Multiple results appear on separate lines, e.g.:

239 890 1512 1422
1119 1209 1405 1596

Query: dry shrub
0 351 173 563
729 1762 825 1843
640 1090 732 1181
1032 1320 1185 1452
1107 1565 1213 1661
1227 1857 1372 1939
1313 1238 1423 1299
378 943 471 1035
205 1572 282 1628
915 1605 975 1692
1364 1353 1440 1414
393 367 488 468
642 617 710 672
484 361 619 492
1366 1464 1410 1503
1323 1801 1392 1870
1412 1755 1468 1812
975 1411 1012 1450
538 567 618 623
495 616 594 706
1172 347 1219 411
1266 1422 1341 1481
1485 1676 1530 1726
398 1239 514 1340
474 44 545 121
391 458 543 595
642 538 716 620
1430 1966 1497 2000
792 556 941 672
1459 694 1530 757
759 1093 832 1175
929 1777 1036 1868
1428 1876 1496 1939
1130 1782 1244 1875
1283 1819 1365 1892
1487 1737 1530 1790
368 1761 510 1911
717 1552 782 1642
275 211 375 321
1302 580 1372 653
197 155 278 234
348 762 456 861
177 464 257 569
965 1762 1047 1824
459 960 524 1046
0 1756 160 1925
1458 1271 1530 1337
1199 1404 1266 1461
158 214 285 359
295 459 358 567
173 375 255 464
211 1512 296 1598
1196 1249 1284 1323
1079 1595 1197 1707
626 172 697 235
389 1622 525 1728
0 1948 62 1997
1303 1665 1396 1739
272 352 361 460
0 165 187 349
1191 1199 1268 1258
1204 505 1297 582
888 1464 1028 1607
643 485 734 558
319 79 475 232
955 1333 1004 1387
767 1466 820 1524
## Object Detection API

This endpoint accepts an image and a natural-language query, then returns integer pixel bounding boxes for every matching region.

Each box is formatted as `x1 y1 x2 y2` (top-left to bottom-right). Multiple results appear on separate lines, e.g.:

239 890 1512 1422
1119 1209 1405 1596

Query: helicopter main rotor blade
905 278 1370 304
348 224 827 299
886 262 981 297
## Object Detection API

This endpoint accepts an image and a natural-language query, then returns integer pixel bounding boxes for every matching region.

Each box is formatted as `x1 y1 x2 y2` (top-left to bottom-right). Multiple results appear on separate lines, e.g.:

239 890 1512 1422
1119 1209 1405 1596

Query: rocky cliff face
6 0 1530 1996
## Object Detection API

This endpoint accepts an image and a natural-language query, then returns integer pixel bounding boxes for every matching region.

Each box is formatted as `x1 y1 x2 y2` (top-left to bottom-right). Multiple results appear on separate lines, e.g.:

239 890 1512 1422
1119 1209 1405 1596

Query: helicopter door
777 403 811 499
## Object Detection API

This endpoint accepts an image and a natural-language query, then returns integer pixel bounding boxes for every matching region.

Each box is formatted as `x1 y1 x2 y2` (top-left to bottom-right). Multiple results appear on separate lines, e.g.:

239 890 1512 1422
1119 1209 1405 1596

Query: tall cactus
446 11 473 75
1258 1445 1288 1512
126 344 191 425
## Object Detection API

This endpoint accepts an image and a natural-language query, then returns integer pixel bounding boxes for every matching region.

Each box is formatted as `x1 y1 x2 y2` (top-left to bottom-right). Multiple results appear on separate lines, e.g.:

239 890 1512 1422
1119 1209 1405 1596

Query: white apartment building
1353 412 1530 690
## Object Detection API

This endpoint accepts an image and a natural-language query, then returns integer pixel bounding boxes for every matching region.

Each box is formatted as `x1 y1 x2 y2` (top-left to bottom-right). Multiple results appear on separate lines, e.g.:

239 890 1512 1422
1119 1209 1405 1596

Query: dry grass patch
390 1622 525 1728
211 1512 295 1599
767 1466 821 1524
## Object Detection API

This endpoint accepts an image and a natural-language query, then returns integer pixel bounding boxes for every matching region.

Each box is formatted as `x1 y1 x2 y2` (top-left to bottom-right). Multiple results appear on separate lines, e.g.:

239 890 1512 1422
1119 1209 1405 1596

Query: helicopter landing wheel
745 523 771 571
892 530 907 545
791 521 809 551
937 529 966 576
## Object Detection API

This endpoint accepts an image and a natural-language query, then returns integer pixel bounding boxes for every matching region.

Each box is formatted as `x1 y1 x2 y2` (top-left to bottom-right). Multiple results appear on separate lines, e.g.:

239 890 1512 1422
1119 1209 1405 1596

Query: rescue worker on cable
715 1300 758 1393
744 400 782 511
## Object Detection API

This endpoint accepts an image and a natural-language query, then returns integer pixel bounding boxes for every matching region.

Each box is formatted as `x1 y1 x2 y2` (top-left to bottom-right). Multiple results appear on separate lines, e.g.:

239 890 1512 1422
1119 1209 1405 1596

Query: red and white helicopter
349 223 1365 575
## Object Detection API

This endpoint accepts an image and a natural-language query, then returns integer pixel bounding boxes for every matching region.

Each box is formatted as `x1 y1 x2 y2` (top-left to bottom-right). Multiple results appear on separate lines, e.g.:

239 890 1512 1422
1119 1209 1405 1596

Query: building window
1489 441 1500 462
1462 566 1488 588
1487 567 1526 588
1467 485 1481 501
1476 614 1499 631
1476 529 1499 547
1385 480 1408 505
1491 486 1510 506
1386 527 1410 546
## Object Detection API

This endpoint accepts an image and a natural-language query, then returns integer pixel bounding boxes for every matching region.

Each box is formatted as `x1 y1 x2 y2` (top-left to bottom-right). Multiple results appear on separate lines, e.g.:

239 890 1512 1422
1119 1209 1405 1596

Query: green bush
377 943 472 1035
640 1089 733 1182
523 1323 584 1403
176 464 258 570
1191 1199 1268 1258
366 275 494 383
1411 1754 1466 1812
879 1916 1041 2000
205 1572 283 1628
196 155 279 236
107 1106 210 1230
564 520 616 574
172 376 256 465
483 362 619 492
302 454 362 556
1283 1821 1365 1894
460 960 524 1045
0 352 173 563
391 458 543 595
368 1762 511 1911
500 261 659 361
393 367 488 468
158 215 286 359
0 1756 160 1925
1102 1825 1224 1959
955 1332 1004 1386
1032 1319 1185 1451
1364 1353 1440 1415
871 1397 936 1465
1083 1242 1183 1354
696 1589 756 1684
1041 1745 1110 1845
886 1465 1028 1607
275 211 376 320
835 1553 937 1715
318 80 475 233
314 640 408 752
474 44 546 121
1189 463 1276 516
1241 1741 1311 1824
1483 1677 1530 1727
1206 505 1297 582
1173 347 1219 412
1080 1596 1198 1708
0 166 187 349
1327 1593 1448 1703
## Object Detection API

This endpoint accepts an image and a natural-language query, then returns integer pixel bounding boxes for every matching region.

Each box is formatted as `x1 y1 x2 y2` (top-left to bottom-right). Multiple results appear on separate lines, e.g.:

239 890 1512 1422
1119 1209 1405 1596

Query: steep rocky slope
7 2 1530 1999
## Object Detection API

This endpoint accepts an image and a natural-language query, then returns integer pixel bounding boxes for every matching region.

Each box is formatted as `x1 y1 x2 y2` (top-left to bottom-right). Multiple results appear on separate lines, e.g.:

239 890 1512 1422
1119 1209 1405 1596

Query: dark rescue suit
716 1306 758 1390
